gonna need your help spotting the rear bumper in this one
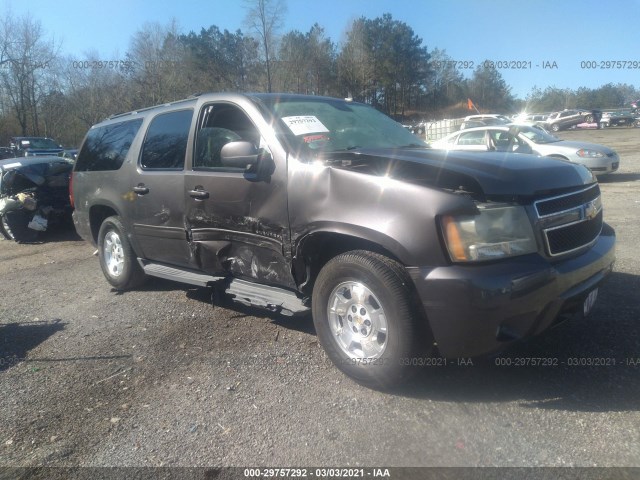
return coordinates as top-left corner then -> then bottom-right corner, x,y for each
407,223 -> 616,358
72,209 -> 94,245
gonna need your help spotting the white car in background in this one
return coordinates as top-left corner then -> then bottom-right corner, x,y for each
431,125 -> 620,175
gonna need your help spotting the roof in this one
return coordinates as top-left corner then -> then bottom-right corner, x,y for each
95,92 -> 357,128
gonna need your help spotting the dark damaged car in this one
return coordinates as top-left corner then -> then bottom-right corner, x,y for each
71,93 -> 615,388
0,156 -> 74,242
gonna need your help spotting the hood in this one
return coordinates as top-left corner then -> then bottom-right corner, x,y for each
327,148 -> 595,199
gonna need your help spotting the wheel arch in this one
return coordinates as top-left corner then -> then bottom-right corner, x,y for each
88,203 -> 121,244
292,226 -> 410,295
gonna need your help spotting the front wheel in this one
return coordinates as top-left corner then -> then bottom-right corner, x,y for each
97,216 -> 146,290
0,215 -> 14,240
312,251 -> 429,388
551,123 -> 560,132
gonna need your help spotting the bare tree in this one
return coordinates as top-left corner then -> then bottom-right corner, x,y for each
65,51 -> 133,130
0,14 -> 59,135
126,19 -> 193,106
243,0 -> 287,93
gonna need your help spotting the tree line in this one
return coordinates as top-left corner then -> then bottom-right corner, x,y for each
0,1 -> 638,147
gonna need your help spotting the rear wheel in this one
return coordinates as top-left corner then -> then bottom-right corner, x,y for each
97,216 -> 146,290
551,123 -> 560,132
312,250 -> 429,388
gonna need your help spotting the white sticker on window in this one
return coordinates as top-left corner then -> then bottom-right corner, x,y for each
281,116 -> 329,136
3,162 -> 22,169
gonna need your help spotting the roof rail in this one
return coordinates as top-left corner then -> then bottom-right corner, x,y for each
106,97 -> 198,121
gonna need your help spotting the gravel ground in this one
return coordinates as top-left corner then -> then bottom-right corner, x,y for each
0,127 -> 639,477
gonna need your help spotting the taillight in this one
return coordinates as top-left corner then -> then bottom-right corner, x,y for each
69,172 -> 74,209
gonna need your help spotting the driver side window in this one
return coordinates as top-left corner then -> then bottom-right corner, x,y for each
193,104 -> 260,170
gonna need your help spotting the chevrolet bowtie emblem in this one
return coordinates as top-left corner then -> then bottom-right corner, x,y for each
584,200 -> 598,220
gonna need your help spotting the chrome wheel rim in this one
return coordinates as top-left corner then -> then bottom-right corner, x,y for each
103,231 -> 125,277
327,281 -> 388,359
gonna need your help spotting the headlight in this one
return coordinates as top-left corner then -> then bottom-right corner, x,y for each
576,148 -> 605,158
441,205 -> 537,262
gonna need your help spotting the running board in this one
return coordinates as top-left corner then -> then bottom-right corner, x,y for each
226,278 -> 309,315
138,260 -> 224,287
138,260 -> 308,315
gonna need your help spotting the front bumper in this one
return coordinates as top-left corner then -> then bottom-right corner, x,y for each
577,154 -> 620,175
407,223 -> 616,358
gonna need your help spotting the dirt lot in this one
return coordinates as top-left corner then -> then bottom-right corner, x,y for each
1,127 -> 639,477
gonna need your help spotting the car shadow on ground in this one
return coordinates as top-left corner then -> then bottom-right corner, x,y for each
0,319 -> 66,372
185,284 -> 317,336
132,270 -> 639,412
598,172 -> 640,183
0,224 -> 82,245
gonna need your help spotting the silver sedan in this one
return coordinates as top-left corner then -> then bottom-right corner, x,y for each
430,125 -> 620,175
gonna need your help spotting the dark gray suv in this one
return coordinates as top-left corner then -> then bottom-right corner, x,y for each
72,93 -> 615,387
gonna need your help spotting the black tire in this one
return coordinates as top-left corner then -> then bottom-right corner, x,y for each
312,250 -> 429,388
0,215 -> 14,240
97,216 -> 146,290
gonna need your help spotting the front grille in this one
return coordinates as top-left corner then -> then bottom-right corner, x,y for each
535,184 -> 600,217
545,210 -> 603,256
534,184 -> 603,257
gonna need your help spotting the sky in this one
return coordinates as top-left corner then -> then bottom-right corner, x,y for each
3,0 -> 640,100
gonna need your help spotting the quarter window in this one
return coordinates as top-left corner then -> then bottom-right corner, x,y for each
75,119 -> 143,172
140,109 -> 193,170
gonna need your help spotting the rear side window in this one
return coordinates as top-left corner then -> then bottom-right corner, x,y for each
140,109 -> 193,170
75,119 -> 143,171
457,131 -> 485,145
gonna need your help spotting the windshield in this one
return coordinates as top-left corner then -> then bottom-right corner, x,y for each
254,96 -> 427,158
17,137 -> 61,150
516,125 -> 560,144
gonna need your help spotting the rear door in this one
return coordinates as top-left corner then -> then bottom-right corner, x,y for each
129,108 -> 194,267
183,100 -> 294,288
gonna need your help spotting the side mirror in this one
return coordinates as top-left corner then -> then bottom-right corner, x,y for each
220,141 -> 260,169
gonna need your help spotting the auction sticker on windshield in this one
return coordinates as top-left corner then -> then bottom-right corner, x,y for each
281,116 -> 330,136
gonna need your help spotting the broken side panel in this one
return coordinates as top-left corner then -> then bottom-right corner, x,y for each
184,176 -> 295,288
